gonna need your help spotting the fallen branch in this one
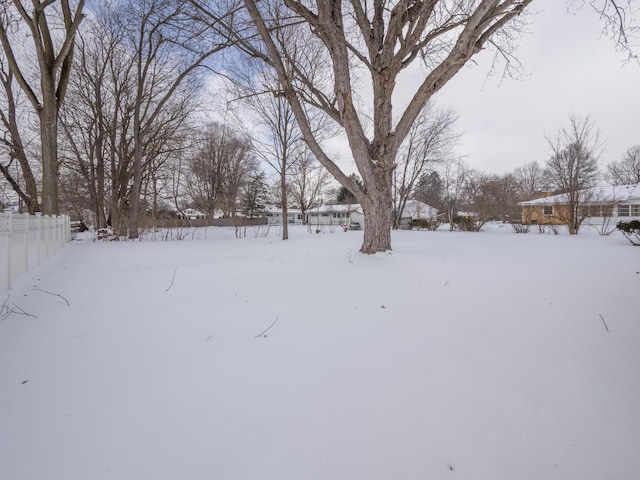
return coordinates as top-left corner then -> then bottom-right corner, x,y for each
32,288 -> 70,306
1,297 -> 38,320
11,303 -> 38,318
166,268 -> 178,292
598,313 -> 610,333
255,317 -> 280,338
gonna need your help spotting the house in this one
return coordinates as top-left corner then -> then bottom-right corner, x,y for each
395,200 -> 439,229
517,183 -> 640,225
305,204 -> 365,228
264,206 -> 305,225
177,208 -> 207,220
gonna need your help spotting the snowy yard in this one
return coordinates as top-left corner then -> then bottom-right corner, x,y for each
1,224 -> 639,480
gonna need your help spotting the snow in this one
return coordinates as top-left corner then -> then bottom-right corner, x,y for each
1,224 -> 639,480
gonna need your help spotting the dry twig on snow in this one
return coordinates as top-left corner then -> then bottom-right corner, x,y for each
255,317 -> 280,338
32,288 -> 70,306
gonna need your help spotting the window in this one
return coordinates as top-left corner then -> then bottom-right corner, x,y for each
632,205 -> 640,216
618,205 -> 630,217
600,204 -> 614,217
543,206 -> 554,216
586,204 -> 614,217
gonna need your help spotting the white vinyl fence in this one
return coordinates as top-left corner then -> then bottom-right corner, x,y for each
0,211 -> 71,293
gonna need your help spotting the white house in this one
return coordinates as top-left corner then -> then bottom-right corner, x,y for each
306,204 -> 365,228
395,200 -> 438,228
264,206 -> 305,225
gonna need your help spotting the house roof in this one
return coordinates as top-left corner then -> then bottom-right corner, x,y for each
264,206 -> 303,215
517,183 -> 640,206
309,204 -> 363,214
401,200 -> 438,218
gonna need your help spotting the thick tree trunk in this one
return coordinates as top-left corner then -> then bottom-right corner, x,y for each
360,166 -> 393,253
39,103 -> 60,215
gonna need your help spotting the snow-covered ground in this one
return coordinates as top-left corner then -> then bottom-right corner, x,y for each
1,223 -> 639,480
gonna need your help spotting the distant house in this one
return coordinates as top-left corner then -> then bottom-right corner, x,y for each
177,208 -> 206,220
517,183 -> 640,225
395,200 -> 439,229
306,204 -> 364,228
264,206 -> 305,225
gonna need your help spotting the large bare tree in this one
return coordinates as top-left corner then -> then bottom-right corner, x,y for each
186,122 -> 257,218
0,0 -> 85,215
544,113 -> 602,234
238,0 -> 545,252
228,0 -> 634,252
514,160 -> 543,199
607,145 -> 640,184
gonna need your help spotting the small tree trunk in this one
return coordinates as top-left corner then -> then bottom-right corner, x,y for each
281,169 -> 288,240
128,148 -> 142,239
128,110 -> 144,239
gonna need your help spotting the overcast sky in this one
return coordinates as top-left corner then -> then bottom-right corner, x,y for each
434,0 -> 640,176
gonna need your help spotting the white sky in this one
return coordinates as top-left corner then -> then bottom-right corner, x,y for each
434,0 -> 640,175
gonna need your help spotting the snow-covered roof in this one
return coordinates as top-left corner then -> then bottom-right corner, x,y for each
264,206 -> 303,214
518,183 -> 640,206
309,204 -> 363,213
401,200 -> 438,218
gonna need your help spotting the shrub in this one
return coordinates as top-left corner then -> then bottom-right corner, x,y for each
408,218 -> 440,231
616,220 -> 640,246
511,221 -> 529,234
452,215 -> 483,232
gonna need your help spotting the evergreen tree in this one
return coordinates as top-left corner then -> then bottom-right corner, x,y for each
336,173 -> 363,204
414,171 -> 443,209
243,172 -> 269,218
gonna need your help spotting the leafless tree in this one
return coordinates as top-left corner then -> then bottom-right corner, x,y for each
58,16 -> 117,228
232,67 -> 304,240
462,171 -> 521,225
236,0 -> 544,252
287,150 -> 331,223
392,102 -> 458,229
56,2 -> 209,235
0,0 -> 85,215
105,0 -> 237,239
217,0 -> 635,252
186,122 -> 257,218
607,145 -> 640,184
0,58 -> 40,213
440,157 -> 469,230
544,113 -> 602,234
514,160 -> 544,199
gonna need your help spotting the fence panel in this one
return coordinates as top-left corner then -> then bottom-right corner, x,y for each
0,211 -> 70,293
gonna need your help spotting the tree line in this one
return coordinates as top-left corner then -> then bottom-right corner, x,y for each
0,1 -> 635,250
